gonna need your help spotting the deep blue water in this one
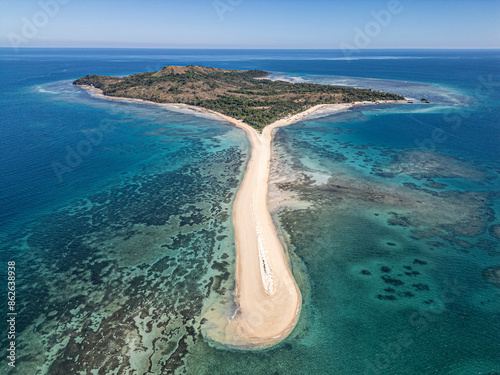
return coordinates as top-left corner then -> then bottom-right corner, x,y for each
0,49 -> 499,374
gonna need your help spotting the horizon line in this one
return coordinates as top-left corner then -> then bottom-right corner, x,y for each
1,46 -> 499,50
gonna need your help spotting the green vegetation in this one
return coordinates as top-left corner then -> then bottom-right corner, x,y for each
74,65 -> 405,130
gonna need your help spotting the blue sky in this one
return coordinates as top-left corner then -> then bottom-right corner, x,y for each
1,0 -> 499,49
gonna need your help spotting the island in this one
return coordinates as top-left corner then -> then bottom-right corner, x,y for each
73,65 -> 404,130
73,66 -> 406,349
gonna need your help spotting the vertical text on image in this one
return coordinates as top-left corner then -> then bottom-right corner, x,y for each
6,261 -> 16,368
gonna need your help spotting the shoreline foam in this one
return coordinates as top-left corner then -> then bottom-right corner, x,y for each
76,84 -> 404,349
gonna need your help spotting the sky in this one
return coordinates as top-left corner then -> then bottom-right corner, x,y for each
0,0 -> 499,49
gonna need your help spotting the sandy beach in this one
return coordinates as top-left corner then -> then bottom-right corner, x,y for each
214,104 -> 351,348
78,84 -> 402,348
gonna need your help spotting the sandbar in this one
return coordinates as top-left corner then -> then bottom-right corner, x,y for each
77,84 -> 402,349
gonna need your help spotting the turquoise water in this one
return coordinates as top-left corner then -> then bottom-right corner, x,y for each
1,49 -> 499,374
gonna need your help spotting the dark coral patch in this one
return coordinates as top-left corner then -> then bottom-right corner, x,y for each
413,283 -> 430,291
382,275 -> 404,286
413,259 -> 428,265
405,271 -> 421,277
489,225 -> 500,239
482,266 -> 500,288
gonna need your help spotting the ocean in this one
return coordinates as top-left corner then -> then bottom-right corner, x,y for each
0,49 -> 499,374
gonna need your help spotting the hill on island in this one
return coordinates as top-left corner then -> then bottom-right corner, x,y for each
74,65 -> 405,129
